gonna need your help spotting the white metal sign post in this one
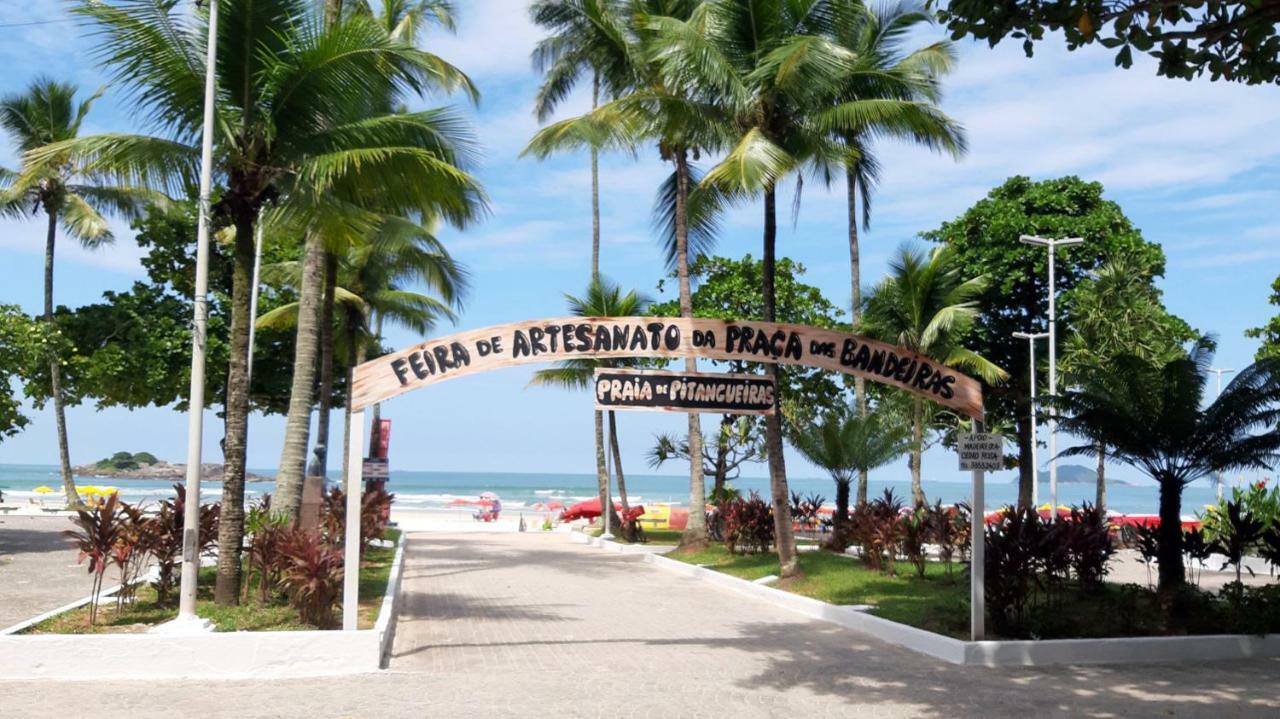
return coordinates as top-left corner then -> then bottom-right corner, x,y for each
342,411 -> 365,631
958,428 -> 1000,641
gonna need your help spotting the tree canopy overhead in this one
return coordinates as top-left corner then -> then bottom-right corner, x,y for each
932,0 -> 1280,84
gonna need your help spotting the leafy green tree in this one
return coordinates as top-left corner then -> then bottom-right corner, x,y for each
530,278 -> 649,536
786,408 -> 909,547
862,244 -> 1006,506
58,0 -> 486,604
923,175 -> 1169,509
1,77 -> 164,507
26,203 -> 305,418
933,0 -> 1280,85
1060,251 -> 1196,512
1056,341 -> 1280,592
0,306 -> 63,443
1247,275 -> 1280,361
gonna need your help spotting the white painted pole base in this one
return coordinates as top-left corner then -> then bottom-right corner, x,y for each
149,614 -> 215,635
342,411 -> 365,631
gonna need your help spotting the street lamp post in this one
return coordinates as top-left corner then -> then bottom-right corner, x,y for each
1209,367 -> 1235,501
1020,235 -> 1084,521
1013,331 -> 1049,508
172,0 -> 219,628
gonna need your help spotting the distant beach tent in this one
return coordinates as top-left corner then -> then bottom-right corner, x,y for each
33,486 -> 56,494
560,498 -> 645,524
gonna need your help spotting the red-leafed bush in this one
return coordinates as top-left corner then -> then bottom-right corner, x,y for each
723,491 -> 774,555
64,493 -> 124,625
321,486 -> 395,556
276,528 -> 345,628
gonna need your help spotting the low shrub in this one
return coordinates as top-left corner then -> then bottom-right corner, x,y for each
276,528 -> 345,628
321,485 -> 396,556
1063,503 -> 1114,592
64,493 -> 124,625
723,491 -> 774,555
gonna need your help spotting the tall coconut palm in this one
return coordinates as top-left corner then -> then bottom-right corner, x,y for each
787,407 -> 909,547
819,2 -> 966,506
530,0 -> 635,279
648,0 -> 858,575
1056,342 -> 1280,592
309,0 -> 469,489
57,0 -> 486,603
256,213 -> 466,490
529,278 -> 649,536
526,1 -> 728,548
0,77 -> 164,508
862,245 -> 1006,506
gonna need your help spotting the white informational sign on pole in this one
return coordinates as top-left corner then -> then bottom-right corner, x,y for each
957,432 -> 1003,471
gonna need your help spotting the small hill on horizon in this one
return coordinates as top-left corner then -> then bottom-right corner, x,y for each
1039,463 -> 1140,486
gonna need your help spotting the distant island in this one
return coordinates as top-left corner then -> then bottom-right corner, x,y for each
75,451 -> 273,483
1041,464 -> 1139,486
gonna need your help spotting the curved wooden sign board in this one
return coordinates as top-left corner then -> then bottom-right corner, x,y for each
349,317 -> 984,419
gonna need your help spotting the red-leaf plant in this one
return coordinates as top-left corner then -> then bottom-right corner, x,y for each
64,493 -> 124,625
276,528 -> 345,628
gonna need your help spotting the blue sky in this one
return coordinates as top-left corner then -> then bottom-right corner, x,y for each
2,1 -> 1279,487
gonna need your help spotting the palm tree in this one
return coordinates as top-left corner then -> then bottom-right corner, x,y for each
862,245 -> 1006,506
257,213 -> 467,491
530,0 -> 635,279
526,1 -> 730,548
649,0 -> 856,575
1056,342 -> 1280,593
0,77 -> 163,508
529,278 -> 649,536
1060,252 -> 1192,513
820,2 -> 966,505
57,0 -> 486,604
281,0 -> 479,507
787,407 -> 909,547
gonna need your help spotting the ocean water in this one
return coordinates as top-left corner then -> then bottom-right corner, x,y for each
0,463 -> 1229,517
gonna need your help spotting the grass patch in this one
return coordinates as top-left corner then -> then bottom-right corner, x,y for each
22,541 -> 400,635
667,545 -> 970,637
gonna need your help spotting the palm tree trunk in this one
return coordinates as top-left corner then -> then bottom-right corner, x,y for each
673,149 -> 708,548
1156,474 -> 1185,592
590,72 -> 600,280
1094,442 -> 1106,513
594,409 -> 619,530
1016,405 -> 1033,510
315,254 -> 338,480
831,477 -> 851,551
762,185 -> 798,578
214,216 -> 257,605
43,209 -> 77,508
608,410 -> 632,539
847,166 -> 869,508
272,232 -> 327,522
911,396 -> 925,507
324,0 -> 342,27
713,414 -> 732,497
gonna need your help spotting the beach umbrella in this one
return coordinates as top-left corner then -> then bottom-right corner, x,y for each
479,491 -> 499,500
33,486 -> 55,494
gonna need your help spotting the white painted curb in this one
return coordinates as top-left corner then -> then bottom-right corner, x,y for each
0,532 -> 408,680
582,535 -> 1280,667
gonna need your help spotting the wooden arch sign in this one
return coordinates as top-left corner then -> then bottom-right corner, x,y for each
349,317 -> 983,418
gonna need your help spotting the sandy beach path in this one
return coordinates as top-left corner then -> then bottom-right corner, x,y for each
0,515 -> 95,630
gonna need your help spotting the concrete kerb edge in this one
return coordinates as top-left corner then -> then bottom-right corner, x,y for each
0,531 -> 411,680
584,535 -> 1280,668
375,531 -> 409,668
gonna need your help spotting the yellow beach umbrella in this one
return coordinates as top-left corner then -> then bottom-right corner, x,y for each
33,486 -> 55,494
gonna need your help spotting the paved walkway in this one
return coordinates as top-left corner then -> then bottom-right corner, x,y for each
2,532 -> 1278,718
0,515 -> 96,630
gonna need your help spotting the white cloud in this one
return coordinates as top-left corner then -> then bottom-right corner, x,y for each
425,0 -> 543,79
0,215 -> 146,274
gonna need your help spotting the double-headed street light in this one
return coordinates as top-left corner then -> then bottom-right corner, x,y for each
1020,235 -> 1084,521
1013,331 -> 1049,508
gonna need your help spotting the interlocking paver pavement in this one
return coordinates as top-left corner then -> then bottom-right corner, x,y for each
2,531 -> 1277,718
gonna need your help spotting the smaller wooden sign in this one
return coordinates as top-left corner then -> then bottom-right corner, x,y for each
594,368 -> 776,415
362,457 -> 389,480
957,433 -> 1003,471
